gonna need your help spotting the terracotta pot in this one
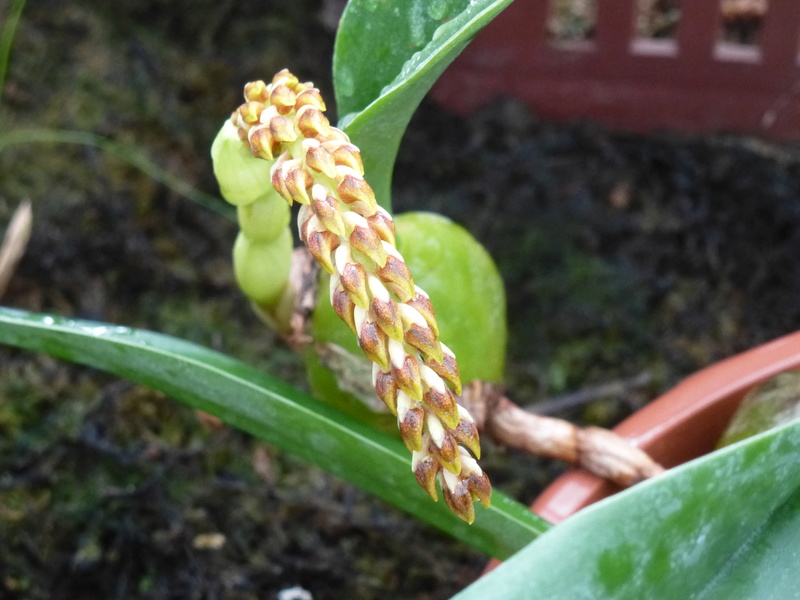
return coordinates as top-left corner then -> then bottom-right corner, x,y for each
533,329 -> 800,525
482,330 -> 800,574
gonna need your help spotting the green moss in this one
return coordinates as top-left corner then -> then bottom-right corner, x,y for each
718,372 -> 800,448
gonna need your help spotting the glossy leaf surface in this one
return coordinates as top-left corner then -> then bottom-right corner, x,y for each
334,0 -> 513,209
0,306 -> 548,558
454,419 -> 800,599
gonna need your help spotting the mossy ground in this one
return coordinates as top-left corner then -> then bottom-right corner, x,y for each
1,1 -> 799,598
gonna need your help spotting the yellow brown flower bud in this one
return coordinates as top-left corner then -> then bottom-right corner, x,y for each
244,80 -> 268,102
295,87 -> 326,111
367,210 -> 396,245
412,450 -> 441,500
269,83 -> 297,114
305,142 -> 339,180
332,287 -> 357,334
337,174 -> 377,210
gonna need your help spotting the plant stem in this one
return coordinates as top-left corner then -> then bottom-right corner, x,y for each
460,381 -> 665,487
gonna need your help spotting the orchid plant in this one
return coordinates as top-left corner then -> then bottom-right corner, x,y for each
1,0 -> 799,597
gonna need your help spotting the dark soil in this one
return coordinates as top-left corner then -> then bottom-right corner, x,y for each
1,1 -> 799,599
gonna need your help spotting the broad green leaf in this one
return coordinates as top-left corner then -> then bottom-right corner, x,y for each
454,419 -> 800,599
334,0 -> 472,117
334,0 -> 513,210
0,306 -> 548,558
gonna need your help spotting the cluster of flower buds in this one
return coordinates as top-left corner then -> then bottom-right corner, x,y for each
228,69 -> 491,522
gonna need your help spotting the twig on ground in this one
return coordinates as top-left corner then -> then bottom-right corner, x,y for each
0,200 -> 32,300
529,371 -> 653,415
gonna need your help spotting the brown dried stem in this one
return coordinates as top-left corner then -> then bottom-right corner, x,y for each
459,381 -> 664,487
0,200 -> 32,300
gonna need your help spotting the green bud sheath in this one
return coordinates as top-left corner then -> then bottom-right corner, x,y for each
213,119 -> 293,317
211,120 -> 274,206
237,188 -> 291,242
233,228 -> 292,307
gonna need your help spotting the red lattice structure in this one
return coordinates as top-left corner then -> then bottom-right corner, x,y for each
432,0 -> 800,141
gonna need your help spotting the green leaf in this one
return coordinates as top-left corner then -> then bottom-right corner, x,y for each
334,0 -> 513,210
0,306 -> 548,558
0,0 -> 27,104
454,419 -> 800,599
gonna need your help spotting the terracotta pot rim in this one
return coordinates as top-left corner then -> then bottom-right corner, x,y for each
532,329 -> 800,525
483,330 -> 800,576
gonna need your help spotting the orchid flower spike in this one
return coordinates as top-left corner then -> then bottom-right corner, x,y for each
224,69 -> 491,522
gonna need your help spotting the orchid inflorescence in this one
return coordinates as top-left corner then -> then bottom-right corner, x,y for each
222,69 -> 491,522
